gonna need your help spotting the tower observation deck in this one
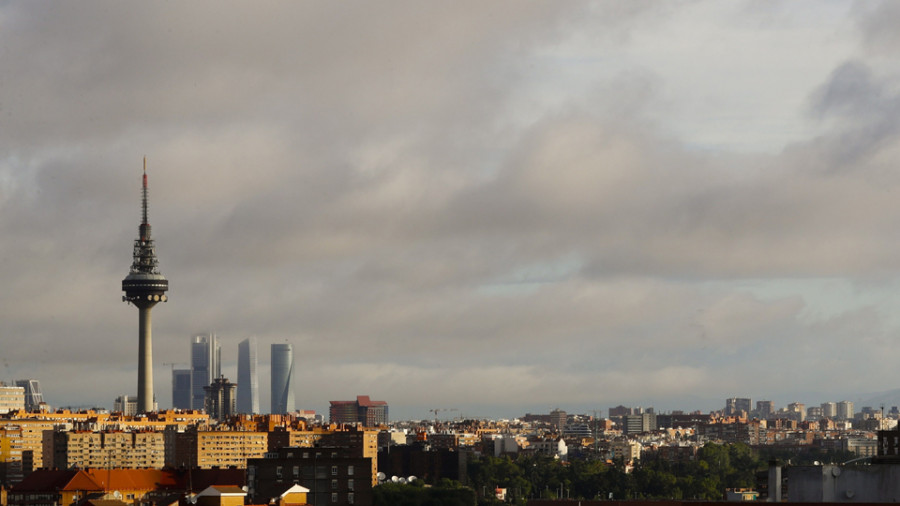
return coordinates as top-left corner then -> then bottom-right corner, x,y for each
122,158 -> 168,414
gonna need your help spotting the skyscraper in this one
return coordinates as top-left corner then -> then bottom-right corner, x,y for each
121,160 -> 169,414
237,337 -> 259,414
191,333 -> 221,410
270,343 -> 295,414
204,376 -> 237,421
172,369 -> 192,409
15,380 -> 43,411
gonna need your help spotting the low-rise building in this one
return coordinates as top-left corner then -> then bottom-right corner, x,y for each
248,446 -> 372,506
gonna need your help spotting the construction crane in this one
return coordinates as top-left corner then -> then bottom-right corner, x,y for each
429,408 -> 459,423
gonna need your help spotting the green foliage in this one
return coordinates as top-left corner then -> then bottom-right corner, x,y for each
464,443 -> 854,501
373,481 -> 477,506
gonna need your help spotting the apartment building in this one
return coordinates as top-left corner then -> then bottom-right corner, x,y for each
49,430 -> 165,469
248,446 -> 372,506
166,426 -> 268,469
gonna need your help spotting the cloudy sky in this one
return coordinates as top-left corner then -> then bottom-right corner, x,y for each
4,1 -> 900,420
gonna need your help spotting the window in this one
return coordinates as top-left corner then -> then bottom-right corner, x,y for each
348,492 -> 354,504
331,465 -> 338,476
293,466 -> 299,477
331,479 -> 338,489
331,493 -> 338,503
276,466 -> 283,479
348,465 -> 354,476
348,479 -> 354,491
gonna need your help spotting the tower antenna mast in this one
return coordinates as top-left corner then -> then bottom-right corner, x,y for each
122,158 -> 169,414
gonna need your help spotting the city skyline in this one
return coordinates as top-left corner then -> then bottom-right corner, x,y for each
6,2 -> 900,419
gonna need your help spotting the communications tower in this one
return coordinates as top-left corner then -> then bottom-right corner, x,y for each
122,159 -> 168,413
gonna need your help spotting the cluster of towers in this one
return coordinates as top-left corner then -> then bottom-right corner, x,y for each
121,162 -> 295,415
171,333 -> 296,415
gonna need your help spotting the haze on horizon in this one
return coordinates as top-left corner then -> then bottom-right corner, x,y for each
3,1 -> 900,420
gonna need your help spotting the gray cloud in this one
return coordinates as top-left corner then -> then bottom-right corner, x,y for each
2,1 -> 900,418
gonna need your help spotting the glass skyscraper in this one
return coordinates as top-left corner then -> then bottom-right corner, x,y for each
15,379 -> 43,411
171,369 -> 192,409
237,337 -> 259,414
270,342 -> 295,414
190,333 -> 220,410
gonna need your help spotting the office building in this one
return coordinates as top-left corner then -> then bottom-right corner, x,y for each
237,337 -> 259,414
756,400 -> 774,419
329,396 -> 388,426
14,381 -> 42,411
725,397 -> 751,416
121,160 -> 169,414
191,333 -> 221,410
549,409 -> 567,430
623,412 -> 657,434
204,376 -> 237,421
172,369 -> 192,409
270,343 -> 295,414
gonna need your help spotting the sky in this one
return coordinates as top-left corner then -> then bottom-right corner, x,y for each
3,1 -> 900,420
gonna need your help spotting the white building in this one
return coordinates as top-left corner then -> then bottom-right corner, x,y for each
0,384 -> 24,413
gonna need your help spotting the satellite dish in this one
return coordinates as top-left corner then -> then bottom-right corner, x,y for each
408,476 -> 417,483
376,472 -> 386,482
113,491 -> 122,500
391,476 -> 399,483
399,477 -> 407,484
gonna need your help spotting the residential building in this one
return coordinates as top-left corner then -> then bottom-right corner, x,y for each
237,337 -> 259,414
192,333 -> 221,410
0,426 -> 23,486
0,410 -> 208,471
329,396 -> 388,427
821,402 -> 837,419
165,426 -> 267,469
837,400 -> 854,421
611,439 -> 642,463
114,395 -> 138,416
204,377 -> 237,421
0,385 -> 24,413
49,430 -> 165,469
7,468 -> 245,506
114,394 -> 159,415
786,402 -> 806,421
271,343 -> 295,414
248,446 -> 373,506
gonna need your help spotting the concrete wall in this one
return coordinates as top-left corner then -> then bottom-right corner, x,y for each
788,464 -> 900,502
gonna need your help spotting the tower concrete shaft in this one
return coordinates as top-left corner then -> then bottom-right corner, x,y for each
138,306 -> 153,413
122,159 -> 168,414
